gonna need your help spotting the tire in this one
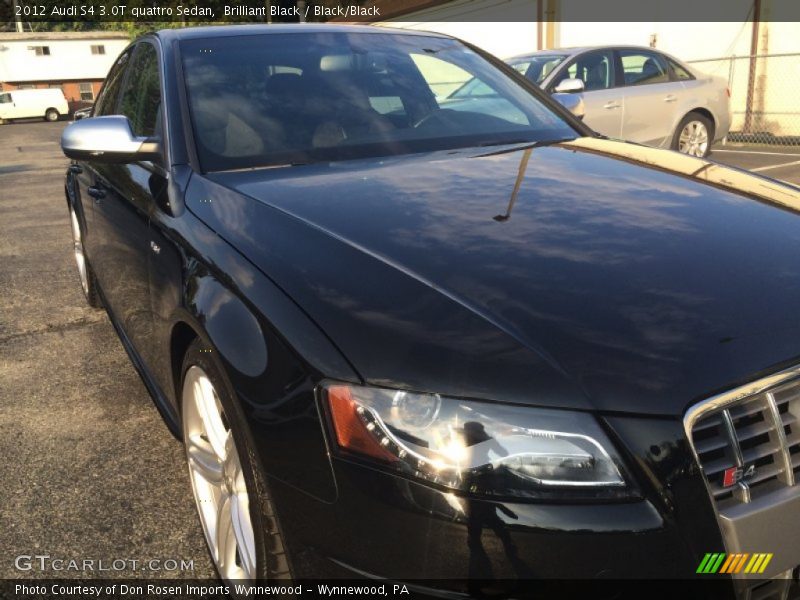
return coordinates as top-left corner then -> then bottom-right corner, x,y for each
68,204 -> 102,308
45,108 -> 59,122
181,339 -> 292,582
672,111 -> 714,158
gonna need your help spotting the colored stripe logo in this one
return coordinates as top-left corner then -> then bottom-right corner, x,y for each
696,553 -> 773,574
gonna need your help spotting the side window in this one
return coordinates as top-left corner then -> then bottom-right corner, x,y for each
620,50 -> 670,86
94,49 -> 131,116
557,50 -> 614,91
118,43 -> 162,138
668,58 -> 694,81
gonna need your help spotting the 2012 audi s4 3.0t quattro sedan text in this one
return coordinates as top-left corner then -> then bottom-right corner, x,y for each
61,25 -> 800,595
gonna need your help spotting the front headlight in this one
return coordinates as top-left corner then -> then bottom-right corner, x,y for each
322,384 -> 637,500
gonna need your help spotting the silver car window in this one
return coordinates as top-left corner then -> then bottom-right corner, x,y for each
619,50 -> 670,86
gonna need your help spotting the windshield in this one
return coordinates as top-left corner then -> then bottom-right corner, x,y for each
509,54 -> 569,84
180,33 -> 576,172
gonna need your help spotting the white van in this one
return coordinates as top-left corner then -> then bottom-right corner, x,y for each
0,88 -> 69,124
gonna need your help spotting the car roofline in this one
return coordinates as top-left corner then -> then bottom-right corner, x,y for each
153,23 -> 453,43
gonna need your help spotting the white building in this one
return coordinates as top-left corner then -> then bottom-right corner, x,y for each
0,31 -> 129,114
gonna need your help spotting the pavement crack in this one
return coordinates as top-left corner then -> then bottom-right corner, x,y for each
0,315 -> 106,343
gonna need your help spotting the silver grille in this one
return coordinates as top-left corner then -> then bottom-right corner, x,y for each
688,378 -> 800,509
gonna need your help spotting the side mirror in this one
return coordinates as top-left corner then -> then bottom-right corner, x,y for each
552,92 -> 586,120
553,78 -> 585,94
61,115 -> 160,163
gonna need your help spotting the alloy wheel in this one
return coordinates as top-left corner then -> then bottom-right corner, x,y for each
182,366 -> 257,581
69,208 -> 90,296
678,120 -> 709,157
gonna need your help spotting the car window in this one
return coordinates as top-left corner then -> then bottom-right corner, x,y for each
180,33 -> 576,172
510,61 -> 531,75
620,50 -> 670,86
413,53 -> 532,125
668,58 -> 694,81
447,76 -> 494,100
556,50 -> 614,91
523,54 -> 568,84
0,93 -> 11,104
118,43 -> 161,138
94,49 -> 132,117
369,95 -> 406,116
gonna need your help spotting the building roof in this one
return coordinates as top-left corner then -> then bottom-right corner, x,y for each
0,31 -> 130,41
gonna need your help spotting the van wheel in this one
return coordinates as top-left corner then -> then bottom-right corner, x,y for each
45,108 -> 59,122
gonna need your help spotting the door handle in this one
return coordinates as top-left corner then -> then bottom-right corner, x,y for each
603,101 -> 621,109
87,186 -> 106,200
68,164 -> 83,174
664,94 -> 677,103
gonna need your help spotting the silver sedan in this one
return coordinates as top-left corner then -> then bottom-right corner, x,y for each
506,46 -> 731,157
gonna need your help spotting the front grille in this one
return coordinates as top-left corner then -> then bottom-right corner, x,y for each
689,378 -> 800,509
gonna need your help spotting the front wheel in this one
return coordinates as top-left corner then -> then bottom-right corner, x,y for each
45,108 -> 59,122
672,112 -> 713,157
181,340 -> 292,582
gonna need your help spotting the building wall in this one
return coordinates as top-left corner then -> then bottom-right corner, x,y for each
0,37 -> 129,83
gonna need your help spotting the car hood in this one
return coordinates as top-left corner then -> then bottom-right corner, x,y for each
188,137 -> 800,416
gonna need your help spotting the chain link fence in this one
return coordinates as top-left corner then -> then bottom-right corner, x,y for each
688,53 -> 800,147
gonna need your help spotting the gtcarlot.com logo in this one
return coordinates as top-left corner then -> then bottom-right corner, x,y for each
14,555 -> 194,573
696,552 -> 773,574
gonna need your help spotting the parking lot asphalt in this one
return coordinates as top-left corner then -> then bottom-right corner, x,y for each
1,121 -> 799,581
712,143 -> 800,185
0,121 -> 214,579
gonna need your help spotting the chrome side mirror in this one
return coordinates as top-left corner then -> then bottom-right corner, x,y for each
553,78 -> 585,94
61,115 -> 160,163
553,92 -> 586,120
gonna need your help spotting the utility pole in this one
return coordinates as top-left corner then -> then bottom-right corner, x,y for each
13,0 -> 24,33
744,0 -> 762,133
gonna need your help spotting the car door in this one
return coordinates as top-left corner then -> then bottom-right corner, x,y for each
90,41 -> 164,370
617,49 -> 686,147
547,49 -> 623,139
0,92 -> 13,120
3,92 -> 25,119
72,48 -> 133,257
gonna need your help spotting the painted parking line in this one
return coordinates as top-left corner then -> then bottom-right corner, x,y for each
714,149 -> 800,156
750,159 -> 800,172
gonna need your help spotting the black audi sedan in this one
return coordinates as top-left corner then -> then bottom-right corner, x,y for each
61,24 -> 800,595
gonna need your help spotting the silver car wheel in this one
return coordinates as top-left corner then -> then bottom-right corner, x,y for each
69,207 -> 90,296
182,366 -> 257,581
678,120 -> 709,157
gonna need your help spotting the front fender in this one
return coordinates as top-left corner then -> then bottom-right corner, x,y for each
149,199 -> 355,502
